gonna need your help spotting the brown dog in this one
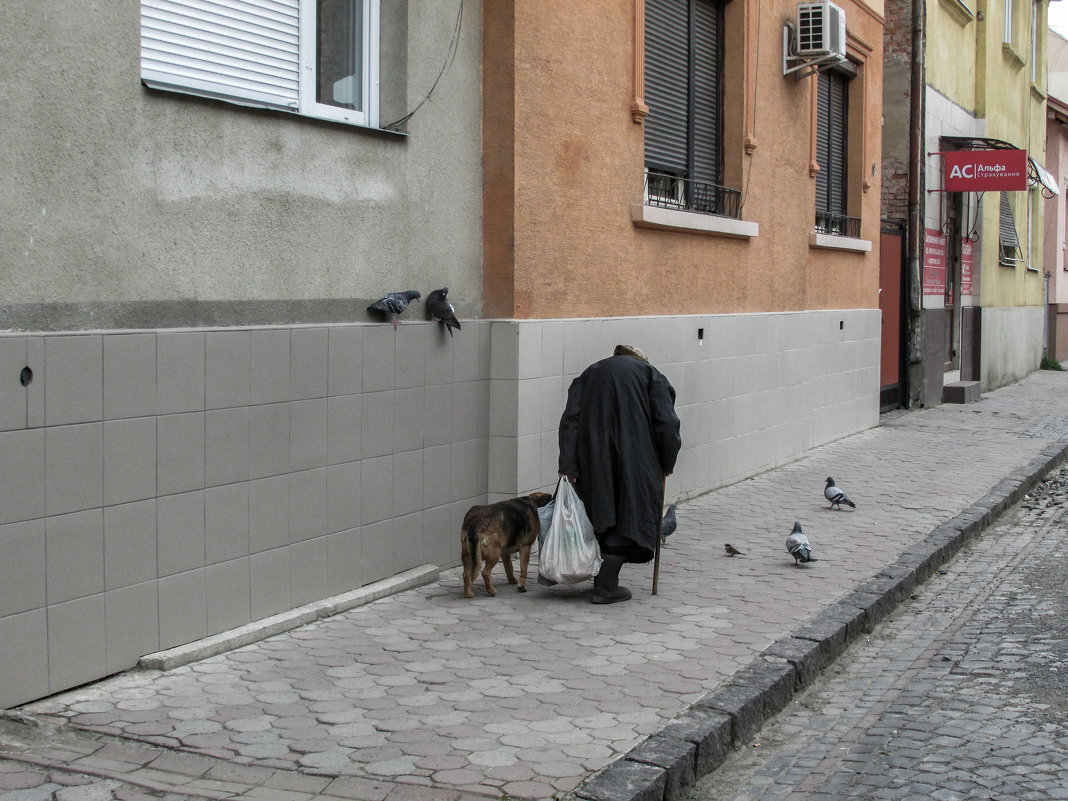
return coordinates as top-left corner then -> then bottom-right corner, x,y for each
461,492 -> 554,598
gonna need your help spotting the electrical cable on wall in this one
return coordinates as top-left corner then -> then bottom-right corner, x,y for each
968,191 -> 983,241
384,0 -> 464,130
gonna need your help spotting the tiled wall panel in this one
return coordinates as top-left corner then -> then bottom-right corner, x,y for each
0,311 -> 879,708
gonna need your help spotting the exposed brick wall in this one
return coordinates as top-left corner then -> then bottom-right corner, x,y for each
883,155 -> 910,222
883,0 -> 913,60
881,0 -> 913,223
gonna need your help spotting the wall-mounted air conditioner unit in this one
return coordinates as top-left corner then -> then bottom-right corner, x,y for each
796,0 -> 846,59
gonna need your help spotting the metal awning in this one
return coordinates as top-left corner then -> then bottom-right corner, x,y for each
940,136 -> 1021,151
1028,158 -> 1061,197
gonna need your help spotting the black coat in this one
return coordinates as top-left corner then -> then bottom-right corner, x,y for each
558,355 -> 682,560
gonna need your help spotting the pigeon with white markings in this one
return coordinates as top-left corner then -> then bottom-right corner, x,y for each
659,503 -> 677,543
786,521 -> 815,565
824,476 -> 856,510
426,287 -> 461,337
368,290 -> 421,329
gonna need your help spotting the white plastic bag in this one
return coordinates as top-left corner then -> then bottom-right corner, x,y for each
537,499 -> 555,548
538,477 -> 602,584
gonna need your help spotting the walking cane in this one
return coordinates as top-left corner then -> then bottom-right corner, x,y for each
652,474 -> 667,595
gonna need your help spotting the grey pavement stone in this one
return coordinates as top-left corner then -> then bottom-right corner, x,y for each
577,760 -> 667,801
656,708 -> 731,777
695,684 -> 764,748
728,660 -> 796,722
626,735 -> 697,801
793,613 -> 848,669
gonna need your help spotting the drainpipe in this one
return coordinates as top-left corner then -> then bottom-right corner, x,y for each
907,0 -> 926,402
1044,270 -> 1050,360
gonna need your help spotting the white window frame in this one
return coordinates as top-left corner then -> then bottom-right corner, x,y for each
141,0 -> 380,130
1031,0 -> 1038,83
298,0 -> 379,128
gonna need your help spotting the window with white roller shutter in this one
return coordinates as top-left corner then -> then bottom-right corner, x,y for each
141,0 -> 379,128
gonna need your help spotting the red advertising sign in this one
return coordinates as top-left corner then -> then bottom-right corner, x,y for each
924,229 -> 946,296
960,237 -> 973,295
943,149 -> 1028,192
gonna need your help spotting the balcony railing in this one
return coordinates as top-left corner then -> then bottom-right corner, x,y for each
644,171 -> 742,220
814,209 -> 862,239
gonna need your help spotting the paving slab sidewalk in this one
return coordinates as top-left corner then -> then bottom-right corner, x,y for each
4,370 -> 1068,801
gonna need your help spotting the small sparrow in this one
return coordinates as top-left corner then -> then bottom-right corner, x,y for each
724,544 -> 745,557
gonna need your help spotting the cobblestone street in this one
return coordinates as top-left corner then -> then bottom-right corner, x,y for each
686,465 -> 1068,801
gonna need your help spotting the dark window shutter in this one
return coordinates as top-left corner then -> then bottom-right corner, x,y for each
828,71 -> 848,213
816,73 -> 831,211
816,69 -> 848,215
644,0 -> 690,175
692,0 -> 722,185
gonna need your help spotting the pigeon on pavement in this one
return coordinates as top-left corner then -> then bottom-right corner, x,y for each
786,521 -> 815,565
368,290 -> 421,329
724,543 -> 744,557
426,287 -> 461,337
824,476 -> 856,510
659,503 -> 677,543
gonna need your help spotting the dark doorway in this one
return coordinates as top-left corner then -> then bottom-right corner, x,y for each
879,224 -> 906,411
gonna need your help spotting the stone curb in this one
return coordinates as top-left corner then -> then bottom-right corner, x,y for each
574,437 -> 1068,801
138,565 -> 440,671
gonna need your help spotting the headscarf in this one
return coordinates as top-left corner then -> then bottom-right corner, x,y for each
613,344 -> 650,363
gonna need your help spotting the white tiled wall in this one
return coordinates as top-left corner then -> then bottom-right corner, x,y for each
491,310 -> 881,504
0,309 -> 880,708
0,321 -> 492,707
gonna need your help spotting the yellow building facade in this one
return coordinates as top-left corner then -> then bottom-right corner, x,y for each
922,0 -> 1050,398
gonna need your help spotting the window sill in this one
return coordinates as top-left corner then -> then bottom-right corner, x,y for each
808,232 -> 872,252
1002,42 -> 1026,70
938,0 -> 974,26
141,80 -> 410,137
631,204 -> 758,239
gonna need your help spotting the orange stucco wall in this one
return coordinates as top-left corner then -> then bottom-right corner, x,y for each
484,0 -> 885,320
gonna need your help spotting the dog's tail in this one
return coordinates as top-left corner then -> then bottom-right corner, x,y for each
461,520 -> 482,575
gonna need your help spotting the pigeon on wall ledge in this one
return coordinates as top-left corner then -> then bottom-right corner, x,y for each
368,290 -> 421,328
426,287 -> 461,337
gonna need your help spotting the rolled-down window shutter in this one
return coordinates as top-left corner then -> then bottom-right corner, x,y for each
815,74 -> 831,212
644,0 -> 689,176
815,70 -> 848,215
828,72 -> 848,214
999,191 -> 1021,252
691,0 -> 723,186
141,0 -> 300,111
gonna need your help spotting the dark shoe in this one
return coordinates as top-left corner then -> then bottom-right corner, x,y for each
591,585 -> 632,604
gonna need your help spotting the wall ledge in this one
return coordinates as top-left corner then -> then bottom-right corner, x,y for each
808,232 -> 873,253
632,204 -> 759,239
